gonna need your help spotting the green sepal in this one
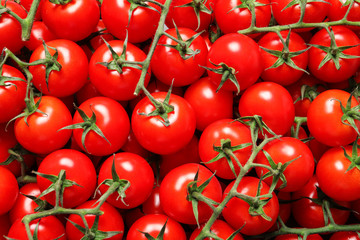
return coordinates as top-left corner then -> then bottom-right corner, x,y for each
236,115 -> 280,140
176,0 -> 212,31
0,75 -> 26,89
334,92 -> 360,136
229,0 -> 269,13
0,4 -> 9,18
138,219 -> 168,240
226,224 -> 245,240
49,0 -> 72,4
0,143 -> 31,168
342,139 -> 360,173
22,193 -> 50,212
127,0 -> 159,27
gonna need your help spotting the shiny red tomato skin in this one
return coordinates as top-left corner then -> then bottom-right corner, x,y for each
199,119 -> 252,179
98,152 -> 155,209
160,163 -> 222,225
238,81 -> 295,137
151,27 -> 208,87
29,39 -> 89,97
8,216 -> 66,240
37,149 -> 97,208
207,33 -> 263,92
308,26 -> 360,83
255,137 -> 315,192
222,176 -> 279,236
316,145 -> 360,202
41,0 -> 100,41
24,21 -> 57,51
0,0 -> 27,53
126,214 -> 187,240
327,0 -> 360,32
329,231 -> 360,240
291,175 -> 350,228
131,92 -> 196,155
190,220 -> 244,240
101,0 -> 162,43
0,64 -> 27,123
258,31 -> 309,86
20,0 -> 44,20
14,96 -> 72,155
89,40 -> 150,101
184,77 -> 234,131
66,200 -> 124,240
275,234 -> 323,240
0,167 -> 18,215
307,89 -> 360,147
72,96 -> 130,156
142,185 -> 164,215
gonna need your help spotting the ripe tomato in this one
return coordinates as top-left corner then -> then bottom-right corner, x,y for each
238,81 -> 295,137
151,27 -> 208,87
199,119 -> 252,179
316,145 -> 360,202
0,167 -> 18,215
222,176 -> 279,235
308,26 -> 360,83
14,96 -> 73,155
71,96 -> 130,156
24,21 -> 57,51
0,214 -> 10,240
142,185 -> 164,215
327,0 -> 360,31
275,234 -> 323,240
20,0 -> 44,20
206,33 -> 263,92
190,219 -> 244,240
121,130 -> 152,160
8,216 -> 66,240
0,64 -> 27,123
37,149 -> 97,208
66,200 -> 124,240
255,137 -> 315,192
214,0 -> 271,34
29,39 -> 89,97
131,92 -> 196,155
329,231 -> 360,240
291,175 -> 350,228
126,214 -> 187,240
307,89 -> 360,147
184,77 -> 234,131
41,0 -> 100,41
159,163 -> 222,225
0,0 -> 27,53
97,152 -> 154,209
89,39 -> 150,101
101,0 -> 162,43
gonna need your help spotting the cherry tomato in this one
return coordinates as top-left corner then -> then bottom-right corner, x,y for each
0,167 -> 18,215
190,219 -> 244,240
24,21 -> 57,51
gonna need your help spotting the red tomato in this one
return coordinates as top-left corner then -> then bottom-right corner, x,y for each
206,33 -> 263,92
20,0 -> 44,20
101,0 -> 162,43
199,119 -> 252,179
151,27 -> 208,87
0,64 -> 27,123
329,231 -> 360,240
14,96 -> 72,155
0,167 -> 18,215
184,77 -> 234,131
292,175 -> 350,228
0,0 -> 27,53
308,26 -> 360,83
275,234 -> 323,240
66,200 -> 124,240
316,145 -> 360,202
29,39 -> 89,97
71,96 -> 130,156
121,130 -> 151,160
351,198 -> 360,221
238,81 -> 295,137
75,81 -> 103,106
37,149 -> 97,208
41,0 -> 100,41
258,31 -> 309,86
307,89 -> 360,147
24,21 -> 57,51
126,214 -> 187,240
255,137 -> 315,192
89,39 -> 150,101
327,0 -> 360,31
159,163 -> 222,225
131,92 -> 196,155
268,191 -> 292,232
0,214 -> 10,240
190,220 -> 244,240
8,216 -> 66,240
142,185 -> 164,215
214,0 -> 271,34
97,152 -> 154,209
222,176 -> 279,235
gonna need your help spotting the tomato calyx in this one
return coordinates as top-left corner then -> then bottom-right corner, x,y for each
202,59 -> 239,93
342,139 -> 360,172
260,31 -> 310,73
59,105 -> 111,154
175,0 -> 212,31
207,138 -> 252,177
162,24 -> 204,60
0,143 -> 31,170
336,93 -> 360,135
138,85 -> 175,126
22,193 -> 51,212
33,169 -> 82,208
127,0 -> 160,26
48,0 -> 72,5
186,169 -> 220,227
0,5 -> 9,18
236,115 -> 279,141
294,84 -> 324,104
138,219 -> 168,240
97,37 -> 143,74
0,63 -> 26,88
67,215 -> 123,240
308,27 -> 360,70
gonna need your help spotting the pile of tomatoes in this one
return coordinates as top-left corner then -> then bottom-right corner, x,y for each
0,0 -> 360,239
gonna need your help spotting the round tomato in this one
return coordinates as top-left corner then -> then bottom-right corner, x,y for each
24,21 -> 57,51
142,185 -> 164,215
327,0 -> 360,32
0,167 -> 18,215
0,214 -> 10,240
275,234 -> 323,240
190,219 -> 244,240
37,149 -> 97,208
20,0 -> 44,20
329,232 -> 360,240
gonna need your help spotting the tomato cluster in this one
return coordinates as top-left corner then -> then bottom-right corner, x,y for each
0,0 -> 360,239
